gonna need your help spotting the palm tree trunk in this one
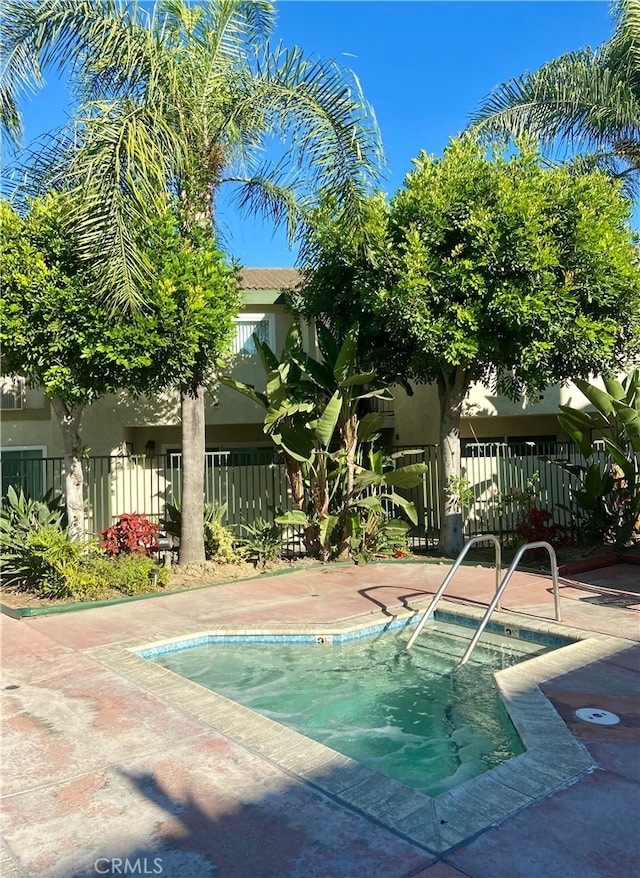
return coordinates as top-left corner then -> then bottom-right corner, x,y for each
51,396 -> 84,539
437,367 -> 470,557
179,386 -> 206,564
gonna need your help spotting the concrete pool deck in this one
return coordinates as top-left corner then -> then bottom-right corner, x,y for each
1,559 -> 639,877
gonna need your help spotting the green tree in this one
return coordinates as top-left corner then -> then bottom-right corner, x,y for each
1,0 -> 382,562
297,136 -> 640,556
0,194 -> 239,539
291,193 -> 411,384
471,0 -> 640,194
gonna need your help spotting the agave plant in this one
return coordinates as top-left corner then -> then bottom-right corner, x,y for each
0,485 -> 66,536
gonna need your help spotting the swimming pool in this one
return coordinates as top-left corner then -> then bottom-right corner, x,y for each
95,602 -> 606,853
151,620 -> 549,796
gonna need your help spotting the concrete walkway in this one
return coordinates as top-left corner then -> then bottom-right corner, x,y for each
1,560 -> 639,878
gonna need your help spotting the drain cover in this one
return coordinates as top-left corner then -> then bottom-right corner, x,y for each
575,707 -> 620,726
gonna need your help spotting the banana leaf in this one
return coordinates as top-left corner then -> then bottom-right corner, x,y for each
383,463 -> 428,489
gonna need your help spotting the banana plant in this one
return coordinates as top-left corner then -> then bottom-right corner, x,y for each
275,442 -> 426,562
554,370 -> 640,548
288,322 -> 393,497
222,319 -> 427,560
261,324 -> 376,559
220,321 -> 321,555
341,447 -> 426,563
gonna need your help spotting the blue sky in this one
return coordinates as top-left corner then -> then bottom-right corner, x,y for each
12,0 -> 616,267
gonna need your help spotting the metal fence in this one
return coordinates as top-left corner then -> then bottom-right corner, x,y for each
2,443 -> 636,548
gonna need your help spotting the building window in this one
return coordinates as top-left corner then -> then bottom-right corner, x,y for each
0,376 -> 25,410
1,447 -> 45,498
232,313 -> 275,356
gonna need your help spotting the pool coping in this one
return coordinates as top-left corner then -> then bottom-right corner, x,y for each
85,600 -> 634,857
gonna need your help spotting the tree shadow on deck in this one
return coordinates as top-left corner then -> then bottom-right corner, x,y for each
62,763 -> 433,878
357,584 -> 434,617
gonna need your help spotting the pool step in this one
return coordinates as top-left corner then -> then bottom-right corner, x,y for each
402,621 -> 549,667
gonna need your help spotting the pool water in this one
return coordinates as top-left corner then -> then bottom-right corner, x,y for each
153,622 -> 549,797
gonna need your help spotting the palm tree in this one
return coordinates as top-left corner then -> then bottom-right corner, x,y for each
1,0 -> 383,563
471,0 -> 640,194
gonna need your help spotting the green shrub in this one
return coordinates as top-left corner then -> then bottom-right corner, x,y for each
205,520 -> 240,563
82,554 -> 169,595
0,485 -> 99,600
1,525 -> 100,600
0,496 -> 169,599
163,498 -> 235,561
237,518 -> 283,568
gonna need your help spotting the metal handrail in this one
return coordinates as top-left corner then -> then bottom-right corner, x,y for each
405,535 -> 502,650
457,540 -> 562,667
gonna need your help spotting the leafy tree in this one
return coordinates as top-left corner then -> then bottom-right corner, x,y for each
471,0 -> 640,195
1,0 -> 382,562
297,135 -> 640,555
0,194 -> 238,539
290,193 -> 413,384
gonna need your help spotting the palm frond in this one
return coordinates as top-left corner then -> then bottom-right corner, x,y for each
3,97 -> 186,309
541,148 -> 638,197
223,161 -> 307,244
74,185 -> 152,311
472,49 -> 640,153
2,3 -> 105,106
239,43 -> 385,245
2,125 -> 80,204
75,5 -> 155,105
470,1 -> 640,194
0,83 -> 25,150
63,101 -> 191,308
611,0 -> 640,82
196,0 -> 276,62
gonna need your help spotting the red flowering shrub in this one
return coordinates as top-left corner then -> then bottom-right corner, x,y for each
515,507 -> 570,550
100,513 -> 159,557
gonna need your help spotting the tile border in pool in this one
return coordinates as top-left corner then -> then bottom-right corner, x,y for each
134,610 -> 576,660
86,601 -> 634,856
135,614 -> 426,657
